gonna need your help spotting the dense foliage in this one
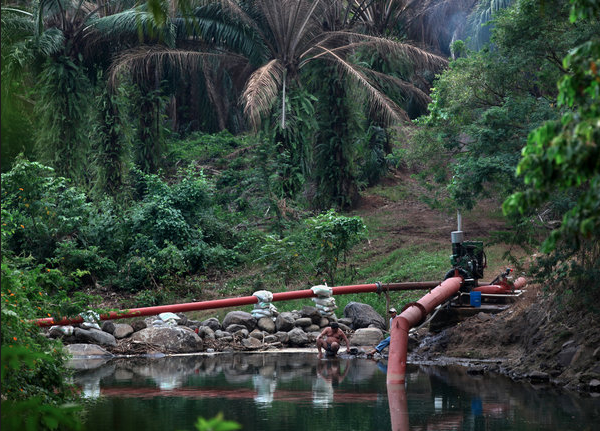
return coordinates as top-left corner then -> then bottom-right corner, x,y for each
503,0 -> 600,304
410,0 -> 597,210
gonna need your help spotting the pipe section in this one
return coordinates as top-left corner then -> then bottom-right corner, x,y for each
33,281 -> 442,327
386,276 -> 463,385
387,383 -> 409,431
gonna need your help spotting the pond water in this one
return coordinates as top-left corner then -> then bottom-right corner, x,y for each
70,353 -> 600,431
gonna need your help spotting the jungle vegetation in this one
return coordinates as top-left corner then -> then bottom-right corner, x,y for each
1,0 -> 598,429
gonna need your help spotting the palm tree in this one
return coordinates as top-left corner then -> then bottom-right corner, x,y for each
1,0 -> 177,186
106,0 -> 447,207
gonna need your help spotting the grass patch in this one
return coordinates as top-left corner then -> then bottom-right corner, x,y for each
351,245 -> 450,283
369,183 -> 414,202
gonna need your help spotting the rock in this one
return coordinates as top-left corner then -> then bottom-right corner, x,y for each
113,323 -> 134,339
215,329 -> 233,340
201,318 -> 221,331
49,325 -> 74,338
197,326 -> 215,340
350,328 -> 384,346
264,335 -> 279,344
274,331 -> 289,343
295,317 -> 313,328
65,343 -> 114,358
287,327 -> 310,346
73,328 -> 117,347
306,324 -> 321,333
257,317 -> 276,333
176,314 -> 189,326
344,302 -> 385,330
557,343 -> 579,368
338,322 -> 351,332
241,337 -> 263,349
528,371 -> 550,382
275,312 -> 296,332
222,311 -> 257,331
301,306 -> 322,324
234,329 -> 249,339
130,326 -> 203,353
226,324 -> 247,333
250,329 -> 265,340
131,320 -> 147,332
338,318 -> 353,327
101,321 -> 116,334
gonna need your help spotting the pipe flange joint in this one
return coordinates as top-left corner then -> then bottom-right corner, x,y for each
400,302 -> 428,326
375,281 -> 382,295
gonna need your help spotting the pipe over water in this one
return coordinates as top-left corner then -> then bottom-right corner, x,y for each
386,276 -> 463,385
33,281 -> 443,327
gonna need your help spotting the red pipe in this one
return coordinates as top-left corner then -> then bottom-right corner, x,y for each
33,281 -> 441,327
386,276 -> 463,385
474,276 -> 528,294
387,383 -> 409,431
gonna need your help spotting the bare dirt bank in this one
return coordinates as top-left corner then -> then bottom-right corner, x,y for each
409,284 -> 600,394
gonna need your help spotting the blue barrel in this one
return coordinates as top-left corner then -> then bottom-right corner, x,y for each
470,291 -> 482,307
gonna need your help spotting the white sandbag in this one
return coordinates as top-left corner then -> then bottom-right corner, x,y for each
253,290 -> 273,303
311,285 -> 332,297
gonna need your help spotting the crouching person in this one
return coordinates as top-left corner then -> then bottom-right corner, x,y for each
316,322 -> 350,359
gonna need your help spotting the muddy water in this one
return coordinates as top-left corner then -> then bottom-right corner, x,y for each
71,353 -> 599,431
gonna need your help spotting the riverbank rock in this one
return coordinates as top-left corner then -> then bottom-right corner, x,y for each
113,323 -> 134,339
130,326 -> 203,353
222,311 -> 257,331
287,327 -> 310,346
275,312 -> 296,332
344,302 -> 385,330
350,328 -> 384,346
73,328 -> 117,347
66,343 -> 114,358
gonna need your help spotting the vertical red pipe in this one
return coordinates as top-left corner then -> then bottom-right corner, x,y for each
387,383 -> 409,431
386,276 -> 463,385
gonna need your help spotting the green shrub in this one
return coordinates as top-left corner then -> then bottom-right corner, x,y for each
258,210 -> 367,286
0,255 -> 97,430
1,157 -> 91,261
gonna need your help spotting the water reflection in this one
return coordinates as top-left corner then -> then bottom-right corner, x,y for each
312,359 -> 350,408
70,354 -> 600,431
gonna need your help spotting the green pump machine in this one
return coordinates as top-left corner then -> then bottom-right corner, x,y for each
444,211 -> 487,293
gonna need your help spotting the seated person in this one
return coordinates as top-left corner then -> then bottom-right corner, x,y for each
368,307 -> 397,356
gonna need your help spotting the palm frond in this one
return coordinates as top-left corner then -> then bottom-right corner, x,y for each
315,46 -> 408,125
241,59 -> 285,130
1,10 -> 36,46
190,3 -> 269,66
305,31 -> 448,73
107,46 -> 241,89
357,65 -> 432,111
85,6 -> 175,47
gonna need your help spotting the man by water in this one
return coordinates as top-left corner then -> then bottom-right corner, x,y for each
368,308 -> 397,356
316,322 -> 350,359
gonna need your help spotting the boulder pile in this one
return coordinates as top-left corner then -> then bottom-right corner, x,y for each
50,302 -> 388,357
